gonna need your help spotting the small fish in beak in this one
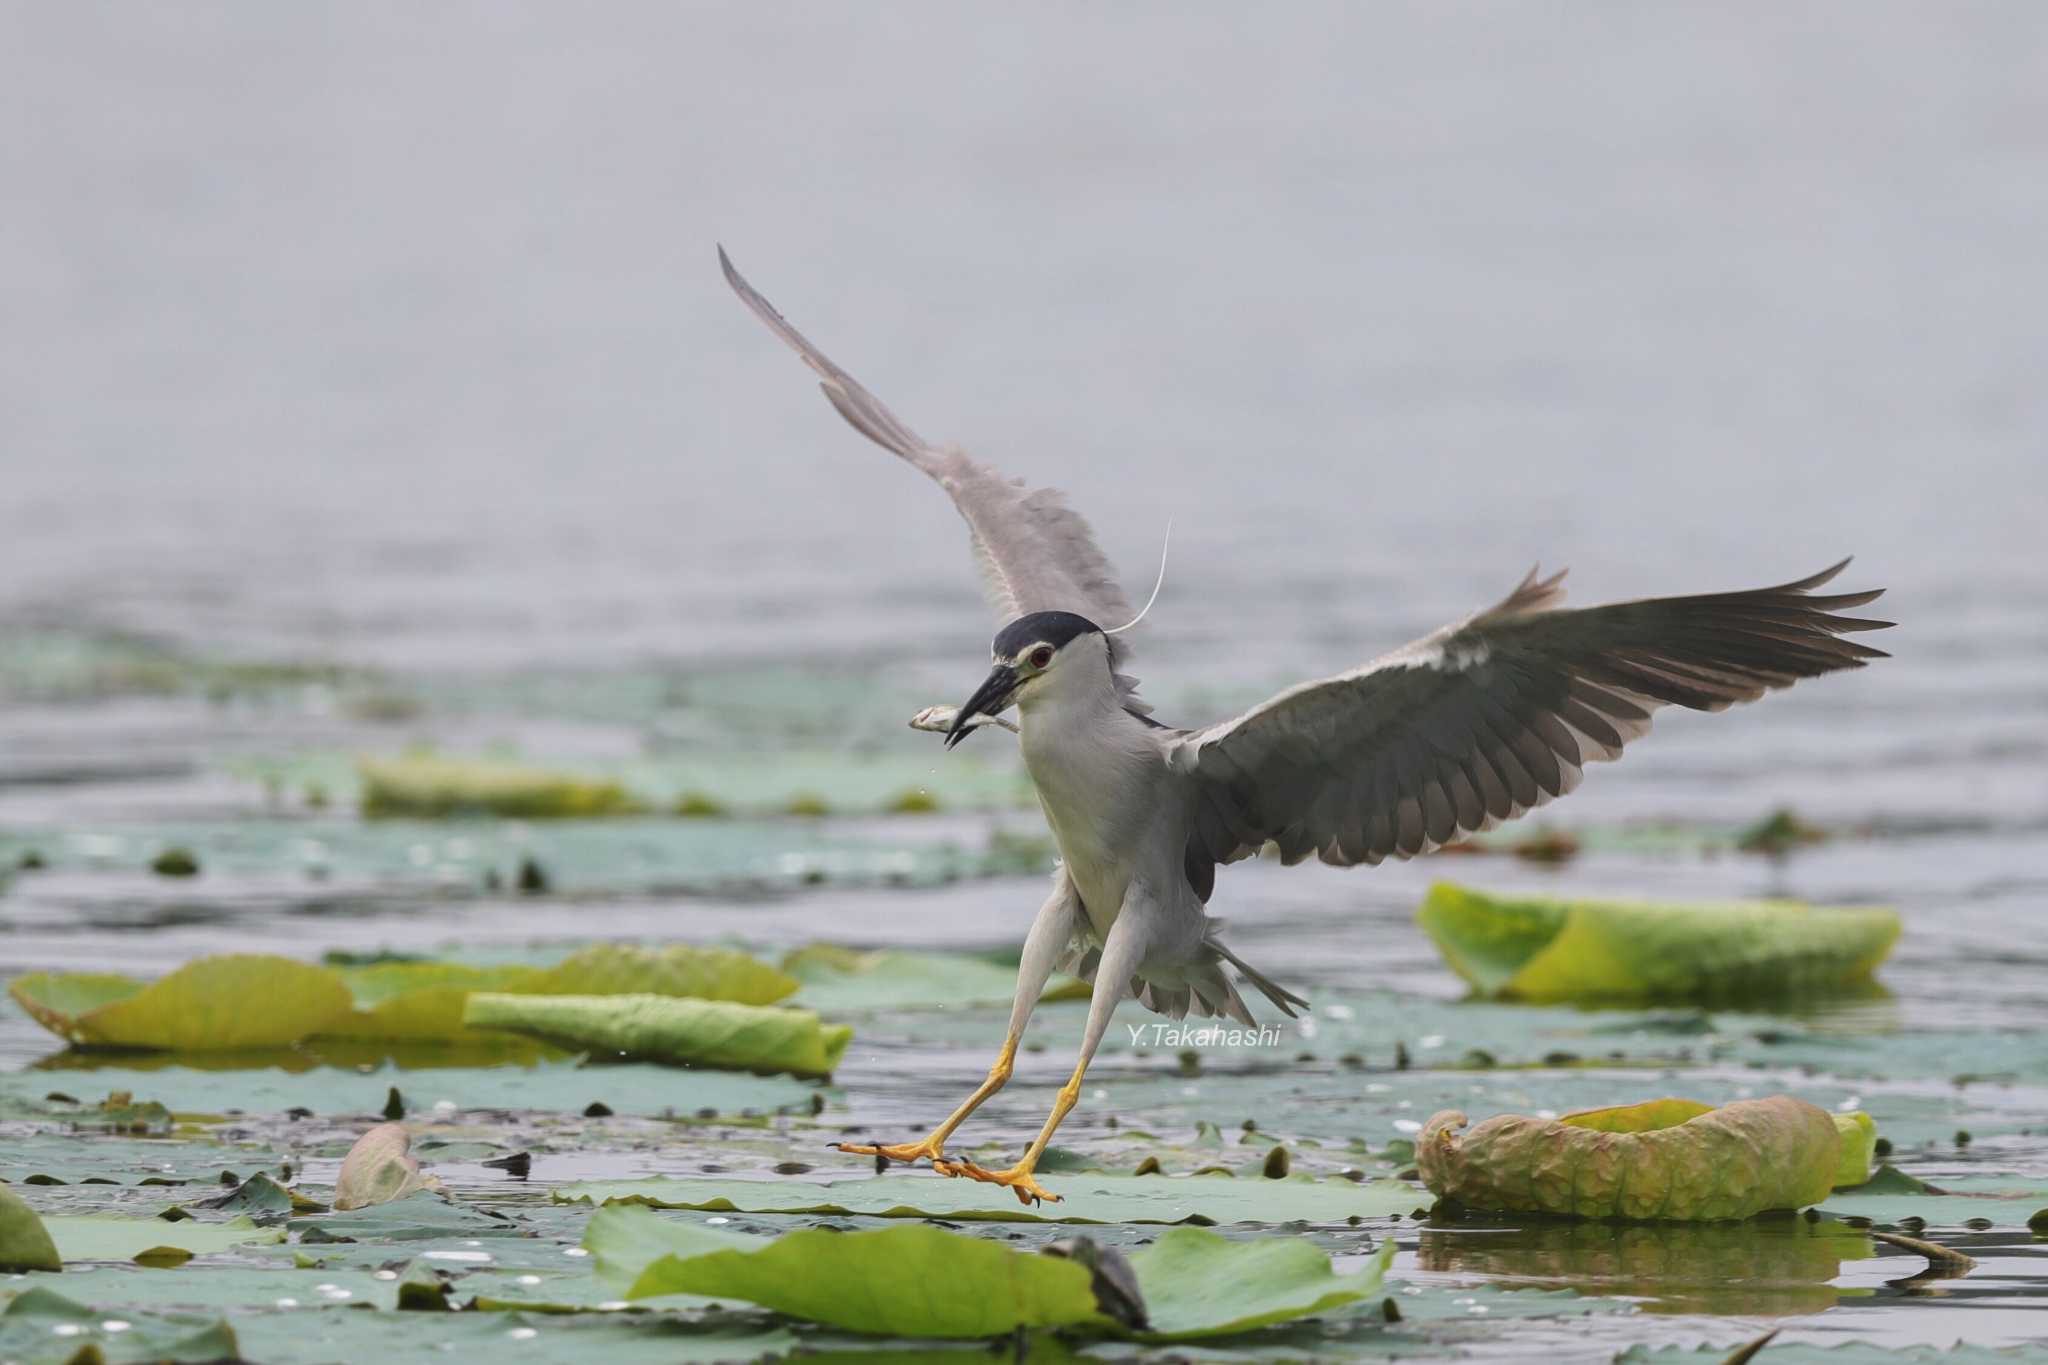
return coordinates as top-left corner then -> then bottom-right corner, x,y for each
945,663 -> 1020,749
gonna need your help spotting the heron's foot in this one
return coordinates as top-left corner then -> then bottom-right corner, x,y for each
932,1156 -> 1061,1206
833,1135 -> 947,1166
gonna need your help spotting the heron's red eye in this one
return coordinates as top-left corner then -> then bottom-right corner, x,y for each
1029,646 -> 1054,670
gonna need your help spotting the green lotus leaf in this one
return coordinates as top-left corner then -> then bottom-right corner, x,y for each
1127,1226 -> 1395,1338
0,1183 -> 61,1272
462,993 -> 850,1078
555,1171 -> 1420,1225
588,1208 -> 1104,1336
781,943 -> 1087,1011
1418,1095 -> 1842,1220
43,1213 -> 283,1262
534,943 -> 797,1006
585,1206 -> 1394,1340
358,753 -> 644,818
8,955 -> 355,1050
322,962 -> 551,1039
1417,882 -> 1900,1002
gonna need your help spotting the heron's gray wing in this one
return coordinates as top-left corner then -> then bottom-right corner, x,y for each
719,249 -> 1146,704
1171,561 -> 1890,877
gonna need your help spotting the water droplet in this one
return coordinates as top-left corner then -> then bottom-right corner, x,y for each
52,1324 -> 84,1337
705,1216 -> 730,1225
515,1275 -> 542,1286
101,1322 -> 131,1333
562,1247 -> 589,1258
1393,1119 -> 1422,1134
507,1326 -> 539,1341
275,1298 -> 299,1309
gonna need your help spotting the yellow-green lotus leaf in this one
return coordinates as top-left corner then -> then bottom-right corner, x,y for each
593,1212 -> 1103,1336
0,1184 -> 61,1273
1418,1095 -> 1842,1220
463,993 -> 850,1079
358,753 -> 642,818
1417,882 -> 1900,1002
1833,1110 -> 1877,1188
8,955 -> 353,1050
322,962 -> 551,1039
534,944 -> 797,1006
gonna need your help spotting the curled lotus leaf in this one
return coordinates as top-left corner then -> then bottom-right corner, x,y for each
1418,1095 -> 1842,1221
333,1123 -> 440,1211
463,992 -> 851,1079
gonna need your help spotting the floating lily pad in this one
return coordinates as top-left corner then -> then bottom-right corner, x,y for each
555,1171 -> 1419,1225
9,956 -> 355,1050
43,1213 -> 283,1262
2,1060 -> 819,1121
1817,1164 -> 2048,1230
1417,882 -> 1900,1002
290,1190 -> 527,1243
0,1288 -> 238,1364
463,993 -> 851,1078
1418,1096 -> 1842,1220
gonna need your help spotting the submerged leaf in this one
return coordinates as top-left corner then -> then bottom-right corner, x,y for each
8,956 -> 354,1050
1417,882 -> 1900,1002
463,993 -> 850,1078
1418,1096 -> 1842,1220
332,1123 -> 439,1211
0,1183 -> 61,1272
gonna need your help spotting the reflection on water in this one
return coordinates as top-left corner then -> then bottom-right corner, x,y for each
1418,1214 -> 1874,1315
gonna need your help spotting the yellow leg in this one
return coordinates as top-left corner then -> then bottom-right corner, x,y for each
934,1056 -> 1086,1206
835,1035 -> 1017,1166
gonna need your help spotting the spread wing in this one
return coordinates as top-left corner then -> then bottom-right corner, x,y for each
719,248 -> 1146,708
1171,561 -> 1890,882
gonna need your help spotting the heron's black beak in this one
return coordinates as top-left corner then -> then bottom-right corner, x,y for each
945,663 -> 1019,749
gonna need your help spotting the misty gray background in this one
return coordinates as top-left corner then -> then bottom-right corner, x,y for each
3,3 -> 2042,827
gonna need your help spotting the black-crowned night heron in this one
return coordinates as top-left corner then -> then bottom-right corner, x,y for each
720,248 -> 1891,1205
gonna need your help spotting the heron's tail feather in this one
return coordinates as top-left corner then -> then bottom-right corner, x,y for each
1206,937 -> 1310,1019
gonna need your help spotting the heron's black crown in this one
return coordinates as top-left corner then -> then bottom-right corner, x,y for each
993,610 -> 1101,660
